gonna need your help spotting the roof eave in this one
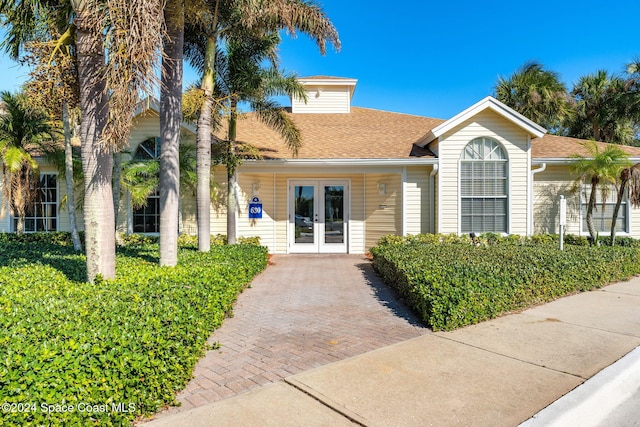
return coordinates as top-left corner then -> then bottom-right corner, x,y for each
297,77 -> 358,97
533,157 -> 640,165
240,158 -> 438,167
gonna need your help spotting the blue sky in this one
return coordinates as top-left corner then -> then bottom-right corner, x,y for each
1,0 -> 638,119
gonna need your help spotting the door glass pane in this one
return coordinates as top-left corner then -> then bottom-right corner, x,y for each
324,186 -> 344,244
294,185 -> 314,244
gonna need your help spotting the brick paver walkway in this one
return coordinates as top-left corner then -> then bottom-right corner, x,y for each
155,254 -> 429,417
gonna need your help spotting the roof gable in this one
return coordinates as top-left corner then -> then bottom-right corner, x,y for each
135,97 -> 197,134
417,96 -> 547,147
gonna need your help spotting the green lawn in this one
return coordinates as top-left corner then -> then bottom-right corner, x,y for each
0,235 -> 267,426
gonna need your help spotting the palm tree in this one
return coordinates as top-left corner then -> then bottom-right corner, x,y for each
570,141 -> 631,241
122,142 -> 197,214
625,58 -> 640,145
184,0 -> 340,252
0,91 -> 55,234
216,32 -> 307,244
611,163 -> 640,246
495,61 -> 573,132
567,70 -> 636,144
7,30 -> 84,251
1,0 -> 165,281
159,0 -> 184,267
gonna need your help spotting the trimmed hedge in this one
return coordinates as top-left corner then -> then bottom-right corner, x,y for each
370,234 -> 640,331
0,238 -> 267,426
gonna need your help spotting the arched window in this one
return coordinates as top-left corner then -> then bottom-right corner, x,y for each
460,137 -> 508,233
132,137 -> 160,233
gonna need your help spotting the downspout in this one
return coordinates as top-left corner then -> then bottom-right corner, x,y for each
429,164 -> 439,234
402,167 -> 407,236
529,163 -> 547,235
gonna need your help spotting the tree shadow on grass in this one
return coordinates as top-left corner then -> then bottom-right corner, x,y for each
0,243 -> 87,282
355,260 -> 428,329
115,245 -> 160,264
0,243 -> 162,283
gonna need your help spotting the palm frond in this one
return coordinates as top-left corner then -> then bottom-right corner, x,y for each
251,100 -> 301,156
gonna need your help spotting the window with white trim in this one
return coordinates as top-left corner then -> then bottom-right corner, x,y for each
580,184 -> 627,234
132,137 -> 160,233
460,137 -> 508,233
13,173 -> 57,232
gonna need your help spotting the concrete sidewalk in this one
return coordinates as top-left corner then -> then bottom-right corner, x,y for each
146,277 -> 640,427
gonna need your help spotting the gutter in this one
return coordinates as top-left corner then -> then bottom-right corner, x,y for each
529,163 -> 547,235
240,158 -> 439,168
534,157 -> 640,165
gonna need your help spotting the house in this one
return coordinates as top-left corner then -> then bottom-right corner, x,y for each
3,76 -> 640,253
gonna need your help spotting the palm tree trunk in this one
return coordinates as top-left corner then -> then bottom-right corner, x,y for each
112,152 -> 121,228
610,172 -> 629,246
227,98 -> 238,245
16,215 -> 24,234
76,10 -> 116,282
586,178 -> 598,242
159,0 -> 183,267
62,101 -> 82,252
196,35 -> 217,252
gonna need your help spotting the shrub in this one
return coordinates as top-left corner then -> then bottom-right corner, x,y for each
564,234 -> 589,246
176,233 -> 198,247
371,239 -> 640,331
118,233 -> 159,246
0,241 -> 267,426
237,236 -> 261,246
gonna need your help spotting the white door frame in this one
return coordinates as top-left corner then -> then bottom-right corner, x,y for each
288,179 -> 349,253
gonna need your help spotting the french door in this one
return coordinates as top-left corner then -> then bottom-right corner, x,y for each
289,180 -> 348,253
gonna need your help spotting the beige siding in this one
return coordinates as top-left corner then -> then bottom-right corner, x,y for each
405,166 -> 432,235
275,174 -> 288,252
291,87 -> 351,114
632,205 -> 640,239
129,112 -> 160,149
115,112 -> 196,235
179,191 -> 197,235
349,175 -> 365,253
438,109 -> 530,235
217,172 -> 370,253
533,166 -> 580,235
365,173 -> 402,249
208,166 -> 228,236
237,173 -> 276,251
534,165 -> 640,238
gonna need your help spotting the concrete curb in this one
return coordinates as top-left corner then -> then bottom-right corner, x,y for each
519,346 -> 640,427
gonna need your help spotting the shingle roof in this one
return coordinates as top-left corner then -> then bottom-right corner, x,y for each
532,134 -> 640,158
216,107 -> 442,159
214,106 -> 640,161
